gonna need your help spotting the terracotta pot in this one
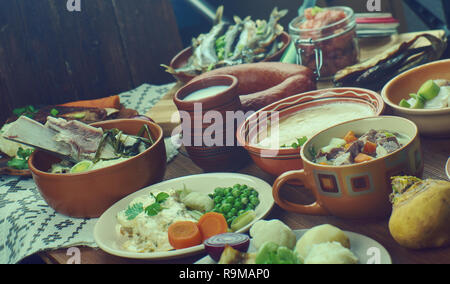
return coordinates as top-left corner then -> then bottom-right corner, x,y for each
174,75 -> 248,172
29,119 -> 167,218
272,116 -> 423,219
381,59 -> 450,137
236,87 -> 385,177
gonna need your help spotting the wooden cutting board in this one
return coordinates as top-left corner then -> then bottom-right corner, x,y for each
147,30 -> 446,137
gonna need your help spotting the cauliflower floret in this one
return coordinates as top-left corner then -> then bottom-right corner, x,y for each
250,219 -> 296,250
179,191 -> 214,212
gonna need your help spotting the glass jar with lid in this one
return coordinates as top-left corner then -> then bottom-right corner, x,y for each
289,6 -> 360,80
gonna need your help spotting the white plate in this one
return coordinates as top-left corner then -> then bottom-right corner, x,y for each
94,173 -> 275,260
446,158 -> 450,180
196,229 -> 392,264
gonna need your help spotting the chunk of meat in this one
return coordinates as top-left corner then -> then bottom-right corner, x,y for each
45,117 -> 104,160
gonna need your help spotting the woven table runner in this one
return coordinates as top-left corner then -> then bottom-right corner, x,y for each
0,83 -> 178,264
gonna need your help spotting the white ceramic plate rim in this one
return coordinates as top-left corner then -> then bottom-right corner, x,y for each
93,173 -> 275,260
446,158 -> 450,180
195,229 -> 393,264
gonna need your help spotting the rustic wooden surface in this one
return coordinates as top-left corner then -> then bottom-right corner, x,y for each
39,135 -> 449,264
0,0 -> 183,125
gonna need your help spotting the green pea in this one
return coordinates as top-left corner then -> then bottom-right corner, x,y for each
226,211 -> 235,220
224,187 -> 232,195
233,200 -> 243,210
240,184 -> 248,190
230,207 -> 238,216
214,196 -> 222,204
225,196 -> 235,204
232,188 -> 241,198
247,203 -> 255,210
250,196 -> 260,206
221,203 -> 232,213
238,209 -> 245,216
241,197 -> 249,205
214,187 -> 225,196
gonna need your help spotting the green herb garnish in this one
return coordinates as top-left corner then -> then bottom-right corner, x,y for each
281,137 -> 308,149
124,192 -> 170,220
124,203 -> 144,220
13,105 -> 39,118
50,108 -> 60,117
308,146 -> 318,158
7,147 -> 34,170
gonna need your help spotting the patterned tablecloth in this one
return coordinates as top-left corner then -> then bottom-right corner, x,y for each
0,83 -> 179,264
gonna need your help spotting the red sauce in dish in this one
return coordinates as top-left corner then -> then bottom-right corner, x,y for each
293,7 -> 359,78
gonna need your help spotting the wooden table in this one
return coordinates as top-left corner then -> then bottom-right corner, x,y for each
38,30 -> 450,264
39,135 -> 449,264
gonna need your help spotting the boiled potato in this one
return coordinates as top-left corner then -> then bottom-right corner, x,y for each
295,224 -> 350,261
389,177 -> 450,249
304,242 -> 358,264
250,219 -> 297,250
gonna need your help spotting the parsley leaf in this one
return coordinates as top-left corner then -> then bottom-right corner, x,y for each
145,203 -> 161,216
7,147 -> 34,170
124,203 -> 144,220
50,108 -> 60,117
281,137 -> 308,149
125,192 -> 170,220
155,192 -> 169,203
13,105 -> 39,118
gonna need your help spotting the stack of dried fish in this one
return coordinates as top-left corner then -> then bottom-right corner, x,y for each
334,33 -> 447,91
163,6 -> 288,78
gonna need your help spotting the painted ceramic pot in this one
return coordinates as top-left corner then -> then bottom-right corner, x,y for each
174,75 -> 248,172
29,119 -> 167,218
236,87 -> 385,177
381,59 -> 450,138
272,116 -> 423,219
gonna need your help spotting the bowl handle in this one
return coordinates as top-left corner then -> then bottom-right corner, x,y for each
272,169 -> 329,216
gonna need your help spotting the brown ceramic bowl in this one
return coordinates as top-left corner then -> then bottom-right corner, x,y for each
28,119 -> 167,218
170,32 -> 292,83
173,75 -> 249,172
381,59 -> 450,137
272,116 -> 423,219
236,88 -> 385,177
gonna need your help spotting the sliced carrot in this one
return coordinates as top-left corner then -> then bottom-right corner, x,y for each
197,212 -> 229,241
363,141 -> 377,155
354,153 -> 374,164
59,95 -> 121,109
344,131 -> 358,144
167,221 -> 202,250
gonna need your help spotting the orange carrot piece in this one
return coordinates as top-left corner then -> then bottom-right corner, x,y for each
344,131 -> 358,144
363,141 -> 377,155
167,221 -> 202,250
59,95 -> 121,109
354,153 -> 374,163
197,212 -> 229,241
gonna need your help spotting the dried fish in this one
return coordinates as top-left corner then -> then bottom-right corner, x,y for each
163,6 -> 288,78
334,33 -> 447,91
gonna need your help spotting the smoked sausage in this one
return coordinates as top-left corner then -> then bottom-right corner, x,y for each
189,62 -> 317,112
